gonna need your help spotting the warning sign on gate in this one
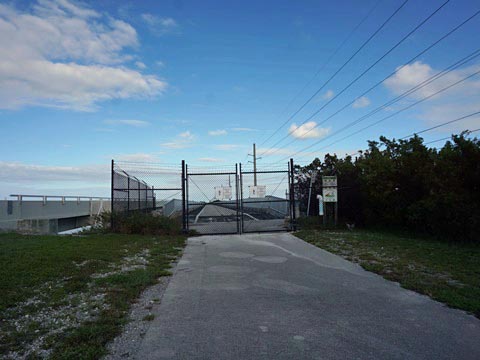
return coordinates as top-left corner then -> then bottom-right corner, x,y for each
249,185 -> 266,198
214,186 -> 232,200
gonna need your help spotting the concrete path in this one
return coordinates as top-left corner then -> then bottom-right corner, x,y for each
136,233 -> 480,359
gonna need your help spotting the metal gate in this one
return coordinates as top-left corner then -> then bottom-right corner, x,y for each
239,160 -> 295,234
185,164 -> 241,235
185,160 -> 295,235
111,159 -> 295,235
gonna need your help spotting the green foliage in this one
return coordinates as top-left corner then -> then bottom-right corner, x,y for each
297,133 -> 480,242
112,212 -> 183,236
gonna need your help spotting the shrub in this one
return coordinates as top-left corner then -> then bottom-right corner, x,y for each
112,212 -> 182,236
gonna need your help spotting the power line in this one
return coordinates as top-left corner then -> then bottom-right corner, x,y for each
400,112 -> 480,140
258,0 -> 410,154
263,6 -> 480,157
258,0 -> 383,147
268,0 -> 450,151
277,49 -> 480,161
346,111 -> 480,156
284,67 -> 480,162
424,128 -> 480,145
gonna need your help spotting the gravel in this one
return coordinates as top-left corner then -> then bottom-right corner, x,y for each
103,261 -> 178,359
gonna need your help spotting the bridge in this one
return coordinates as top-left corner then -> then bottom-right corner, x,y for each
0,194 -> 110,234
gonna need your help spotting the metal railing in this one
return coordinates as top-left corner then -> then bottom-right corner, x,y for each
9,194 -> 109,205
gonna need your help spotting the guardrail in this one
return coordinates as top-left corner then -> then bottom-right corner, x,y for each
9,194 -> 110,205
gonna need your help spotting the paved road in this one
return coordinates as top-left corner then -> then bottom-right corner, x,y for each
136,233 -> 480,359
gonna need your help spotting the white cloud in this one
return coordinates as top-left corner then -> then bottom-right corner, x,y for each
0,0 -> 167,111
114,153 -> 159,162
213,144 -> 242,151
288,121 -> 330,139
179,131 -> 194,140
156,61 -> 165,68
352,96 -> 371,108
231,127 -> 257,132
104,120 -> 150,127
141,14 -> 179,36
198,157 -> 225,163
0,161 -> 111,198
135,61 -> 147,69
0,161 -> 108,183
257,147 -> 318,159
161,131 -> 195,149
208,129 -> 227,136
384,61 -> 480,131
323,90 -> 334,100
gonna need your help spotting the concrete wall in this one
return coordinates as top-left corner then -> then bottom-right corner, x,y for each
0,199 -> 111,234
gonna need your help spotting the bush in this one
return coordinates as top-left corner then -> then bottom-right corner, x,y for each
296,133 -> 480,243
112,212 -> 183,236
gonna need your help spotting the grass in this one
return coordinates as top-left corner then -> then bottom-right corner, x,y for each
0,232 -> 185,359
295,228 -> 480,318
142,314 -> 155,321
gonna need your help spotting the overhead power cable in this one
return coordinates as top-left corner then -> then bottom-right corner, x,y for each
258,0 -> 383,147
275,48 -> 480,161
258,0 -> 410,153
424,128 -> 480,145
271,0 -> 450,149
400,112 -> 480,140
346,111 -> 480,156
282,67 -> 480,162
263,6 -> 480,157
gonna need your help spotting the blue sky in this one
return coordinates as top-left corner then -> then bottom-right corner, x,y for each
1,0 -> 479,197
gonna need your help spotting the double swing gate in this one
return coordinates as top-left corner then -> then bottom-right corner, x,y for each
111,159 -> 296,235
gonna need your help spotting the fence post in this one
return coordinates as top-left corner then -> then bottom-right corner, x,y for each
239,163 -> 244,234
186,164 -> 190,231
181,160 -> 187,233
110,159 -> 114,231
236,163 -> 241,235
152,187 -> 155,211
138,181 -> 141,211
127,176 -> 130,212
145,183 -> 148,213
290,158 -> 296,231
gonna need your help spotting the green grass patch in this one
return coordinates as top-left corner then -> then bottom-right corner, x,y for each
296,229 -> 480,318
0,232 -> 185,359
142,314 -> 155,321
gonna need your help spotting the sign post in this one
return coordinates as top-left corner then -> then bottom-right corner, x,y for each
322,176 -> 338,226
317,195 -> 323,216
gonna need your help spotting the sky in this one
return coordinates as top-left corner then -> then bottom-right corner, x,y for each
1,0 -> 480,198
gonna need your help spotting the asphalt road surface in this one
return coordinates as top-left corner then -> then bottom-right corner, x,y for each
136,233 -> 480,359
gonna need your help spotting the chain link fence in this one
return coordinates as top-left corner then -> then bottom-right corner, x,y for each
111,161 -> 184,229
111,159 -> 296,235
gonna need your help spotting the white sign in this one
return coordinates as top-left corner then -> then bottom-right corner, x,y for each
322,187 -> 338,202
214,186 -> 232,201
322,176 -> 337,187
317,195 -> 324,215
249,185 -> 266,198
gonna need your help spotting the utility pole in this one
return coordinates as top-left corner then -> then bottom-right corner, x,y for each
253,143 -> 257,186
248,143 -> 260,186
